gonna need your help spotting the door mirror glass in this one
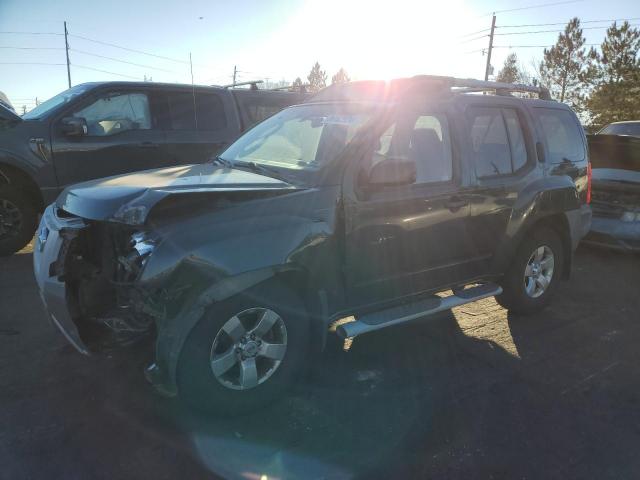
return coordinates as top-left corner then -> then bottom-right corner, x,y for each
368,157 -> 417,186
61,117 -> 87,137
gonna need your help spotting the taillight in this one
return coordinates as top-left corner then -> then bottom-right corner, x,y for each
586,161 -> 592,204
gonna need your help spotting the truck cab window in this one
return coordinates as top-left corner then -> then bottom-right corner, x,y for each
167,92 -> 226,131
73,92 -> 151,136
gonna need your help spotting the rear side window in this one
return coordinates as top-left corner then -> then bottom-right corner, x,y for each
166,92 -> 226,131
535,108 -> 584,163
467,107 -> 529,177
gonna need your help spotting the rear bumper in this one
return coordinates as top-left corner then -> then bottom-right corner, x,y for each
33,205 -> 90,354
583,216 -> 640,252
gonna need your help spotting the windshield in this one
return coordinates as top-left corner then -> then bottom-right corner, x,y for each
22,84 -> 92,119
598,122 -> 640,137
220,104 -> 372,172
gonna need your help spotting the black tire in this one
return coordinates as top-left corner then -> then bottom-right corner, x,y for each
496,226 -> 564,315
177,280 -> 310,415
0,183 -> 38,256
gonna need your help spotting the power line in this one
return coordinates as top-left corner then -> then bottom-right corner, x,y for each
456,34 -> 489,45
0,46 -> 64,50
72,63 -> 142,79
487,0 -> 584,15
498,17 -> 640,28
0,31 -> 63,36
457,27 -> 492,38
69,33 -> 190,64
70,48 -> 177,73
0,62 -> 65,65
494,23 -> 640,36
493,43 -> 600,48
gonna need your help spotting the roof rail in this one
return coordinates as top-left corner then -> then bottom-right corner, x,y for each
444,77 -> 551,100
221,80 -> 264,90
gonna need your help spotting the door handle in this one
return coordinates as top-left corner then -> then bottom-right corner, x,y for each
445,198 -> 468,211
137,142 -> 159,148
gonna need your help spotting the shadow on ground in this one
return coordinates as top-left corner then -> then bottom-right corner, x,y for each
1,246 -> 640,479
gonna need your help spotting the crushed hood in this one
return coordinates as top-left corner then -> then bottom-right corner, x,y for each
56,163 -> 298,223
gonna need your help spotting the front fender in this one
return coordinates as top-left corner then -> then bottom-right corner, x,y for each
139,189 -> 341,395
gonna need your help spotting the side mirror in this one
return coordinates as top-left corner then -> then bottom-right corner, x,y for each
61,117 -> 87,137
368,158 -> 417,187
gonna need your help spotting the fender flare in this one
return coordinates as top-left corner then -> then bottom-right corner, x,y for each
148,264 -> 305,397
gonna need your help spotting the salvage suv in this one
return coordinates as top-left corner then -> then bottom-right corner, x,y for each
33,76 -> 592,413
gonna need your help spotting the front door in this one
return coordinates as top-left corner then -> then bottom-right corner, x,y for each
344,107 -> 476,309
51,88 -> 168,189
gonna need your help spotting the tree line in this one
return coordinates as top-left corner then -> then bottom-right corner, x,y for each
495,19 -> 640,127
296,18 -> 638,127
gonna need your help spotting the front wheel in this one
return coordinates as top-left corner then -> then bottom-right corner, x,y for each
496,226 -> 564,315
177,281 -> 310,415
0,184 -> 38,256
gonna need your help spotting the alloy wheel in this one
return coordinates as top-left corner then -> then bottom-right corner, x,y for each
210,307 -> 288,390
523,245 -> 555,298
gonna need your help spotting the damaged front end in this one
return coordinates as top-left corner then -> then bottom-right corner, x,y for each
34,205 -> 161,353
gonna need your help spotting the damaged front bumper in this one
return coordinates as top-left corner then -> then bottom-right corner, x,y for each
33,205 -> 90,354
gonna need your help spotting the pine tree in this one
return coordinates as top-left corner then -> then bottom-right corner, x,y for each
586,21 -> 640,126
331,68 -> 350,84
307,62 -> 327,93
496,53 -> 521,83
538,18 -> 597,112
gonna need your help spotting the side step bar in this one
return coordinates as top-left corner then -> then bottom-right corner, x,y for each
336,283 -> 502,339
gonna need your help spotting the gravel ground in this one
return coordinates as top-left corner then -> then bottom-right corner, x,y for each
1,242 -> 639,479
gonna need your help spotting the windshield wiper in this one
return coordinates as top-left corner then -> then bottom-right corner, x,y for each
210,155 -> 234,168
235,161 -> 294,183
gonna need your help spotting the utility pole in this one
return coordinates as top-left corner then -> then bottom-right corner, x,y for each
232,65 -> 237,85
484,14 -> 496,81
64,21 -> 71,88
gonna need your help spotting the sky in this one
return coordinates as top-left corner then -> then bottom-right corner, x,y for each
1,0 -> 639,111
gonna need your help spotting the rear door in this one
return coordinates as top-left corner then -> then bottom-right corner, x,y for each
160,89 -> 241,166
51,87 -> 168,187
463,103 -> 538,273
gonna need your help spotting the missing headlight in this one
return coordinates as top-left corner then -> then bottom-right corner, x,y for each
117,231 -> 156,278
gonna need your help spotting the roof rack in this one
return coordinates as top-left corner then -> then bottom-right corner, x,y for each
308,75 -> 552,103
221,80 -> 264,90
446,77 -> 551,100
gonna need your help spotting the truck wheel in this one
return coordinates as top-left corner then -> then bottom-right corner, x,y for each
177,281 -> 310,415
0,184 -> 38,256
496,227 -> 564,315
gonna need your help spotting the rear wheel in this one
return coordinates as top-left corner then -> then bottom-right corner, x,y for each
177,281 -> 310,415
496,227 -> 564,315
0,184 -> 38,256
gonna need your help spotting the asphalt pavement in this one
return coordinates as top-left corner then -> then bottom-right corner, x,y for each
1,241 -> 640,479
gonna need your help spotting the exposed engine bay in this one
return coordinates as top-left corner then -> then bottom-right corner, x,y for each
59,218 -> 157,350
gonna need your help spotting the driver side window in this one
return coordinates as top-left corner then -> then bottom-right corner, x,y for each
369,113 -> 453,184
73,92 -> 151,136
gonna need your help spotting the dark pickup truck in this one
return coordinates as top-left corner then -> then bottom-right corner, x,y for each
0,81 -> 305,255
33,76 -> 592,414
